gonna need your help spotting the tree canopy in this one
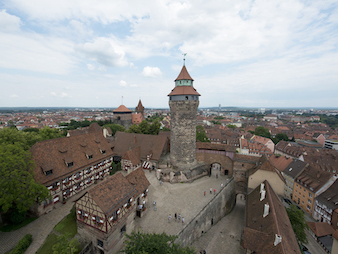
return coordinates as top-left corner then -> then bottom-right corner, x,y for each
252,126 -> 271,139
122,231 -> 195,254
286,205 -> 309,244
127,120 -> 161,135
104,123 -> 126,136
273,133 -> 289,144
0,143 -> 49,213
196,125 -> 209,142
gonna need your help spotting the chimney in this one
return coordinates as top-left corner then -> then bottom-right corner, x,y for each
260,183 -> 265,193
260,189 -> 266,201
274,234 -> 282,246
263,203 -> 269,217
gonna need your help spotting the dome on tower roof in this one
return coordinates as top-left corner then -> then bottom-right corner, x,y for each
113,105 -> 132,113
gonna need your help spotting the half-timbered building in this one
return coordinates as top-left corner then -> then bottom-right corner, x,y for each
30,130 -> 114,216
76,168 -> 150,254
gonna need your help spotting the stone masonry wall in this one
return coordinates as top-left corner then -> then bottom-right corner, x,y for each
175,177 -> 236,247
169,100 -> 199,168
196,152 -> 233,176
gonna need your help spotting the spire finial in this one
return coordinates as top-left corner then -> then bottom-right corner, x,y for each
183,53 -> 187,65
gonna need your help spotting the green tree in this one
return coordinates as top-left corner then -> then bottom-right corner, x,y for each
39,127 -> 62,140
127,124 -> 142,134
196,125 -> 209,142
149,120 -> 161,135
104,124 -> 126,136
254,126 -> 271,139
273,133 -> 289,144
139,120 -> 150,134
122,231 -> 195,254
52,234 -> 80,254
286,205 -> 309,244
227,124 -> 236,129
0,143 -> 50,213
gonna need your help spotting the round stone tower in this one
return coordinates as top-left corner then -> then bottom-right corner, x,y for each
168,64 -> 200,169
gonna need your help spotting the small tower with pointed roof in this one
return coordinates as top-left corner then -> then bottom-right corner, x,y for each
168,63 -> 200,169
135,99 -> 145,117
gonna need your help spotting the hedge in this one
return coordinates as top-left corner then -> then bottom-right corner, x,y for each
10,234 -> 32,254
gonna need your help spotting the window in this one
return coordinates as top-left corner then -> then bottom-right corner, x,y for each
67,162 -> 73,168
185,96 -> 188,100
309,193 -> 312,198
45,169 -> 53,176
97,239 -> 103,248
100,150 -> 106,154
120,225 -> 126,235
308,199 -> 311,204
306,205 -> 311,210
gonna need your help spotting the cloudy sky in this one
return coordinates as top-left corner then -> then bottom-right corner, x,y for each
1,0 -> 338,109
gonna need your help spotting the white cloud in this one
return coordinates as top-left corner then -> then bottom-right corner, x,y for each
142,66 -> 162,77
119,80 -> 127,87
77,37 -> 128,67
51,92 -> 57,96
9,94 -> 19,98
87,64 -> 95,70
0,9 -> 21,32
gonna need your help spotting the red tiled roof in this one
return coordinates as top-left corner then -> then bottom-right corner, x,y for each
125,168 -> 150,197
168,86 -> 201,96
175,65 -> 193,81
307,222 -> 335,237
113,105 -> 132,113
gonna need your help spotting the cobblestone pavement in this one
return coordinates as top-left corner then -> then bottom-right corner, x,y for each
0,170 -> 243,254
135,170 -> 245,253
191,196 -> 245,254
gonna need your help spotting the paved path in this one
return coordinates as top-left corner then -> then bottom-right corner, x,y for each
0,170 -> 243,254
191,196 -> 245,254
0,186 -> 93,254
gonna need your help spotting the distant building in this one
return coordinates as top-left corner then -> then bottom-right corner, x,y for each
324,139 -> 338,150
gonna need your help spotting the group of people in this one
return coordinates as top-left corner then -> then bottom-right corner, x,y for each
168,213 -> 184,224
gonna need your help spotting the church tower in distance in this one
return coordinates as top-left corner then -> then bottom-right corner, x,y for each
168,64 -> 200,169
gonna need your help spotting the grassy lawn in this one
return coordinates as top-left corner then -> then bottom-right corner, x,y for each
36,233 -> 58,254
0,217 -> 37,232
54,211 -> 77,238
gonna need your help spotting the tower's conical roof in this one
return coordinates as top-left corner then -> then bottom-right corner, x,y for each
175,65 -> 194,81
113,105 -> 132,112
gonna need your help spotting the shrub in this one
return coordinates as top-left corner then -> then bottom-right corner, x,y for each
10,234 -> 32,254
10,211 -> 27,225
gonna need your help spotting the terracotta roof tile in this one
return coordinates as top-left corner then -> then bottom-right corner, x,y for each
167,86 -> 201,96
307,222 -> 335,237
175,65 -> 193,81
113,105 -> 132,113
243,180 -> 301,254
88,172 -> 136,216
125,168 -> 150,197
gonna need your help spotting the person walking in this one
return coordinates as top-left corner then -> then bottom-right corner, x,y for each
168,214 -> 171,223
178,213 -> 181,222
204,191 -> 206,196
210,188 -> 212,194
175,213 -> 177,221
182,217 -> 185,224
213,188 -> 216,195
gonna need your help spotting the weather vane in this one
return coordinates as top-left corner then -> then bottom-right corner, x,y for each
183,53 -> 187,65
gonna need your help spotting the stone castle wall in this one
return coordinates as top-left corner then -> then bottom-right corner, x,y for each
196,152 -> 234,176
113,113 -> 132,129
169,100 -> 199,168
175,177 -> 236,246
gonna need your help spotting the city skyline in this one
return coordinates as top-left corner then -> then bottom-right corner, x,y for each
1,0 -> 338,108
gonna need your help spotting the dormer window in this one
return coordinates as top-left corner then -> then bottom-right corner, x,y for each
100,149 -> 106,154
67,162 -> 73,168
86,154 -> 93,160
45,169 -> 53,176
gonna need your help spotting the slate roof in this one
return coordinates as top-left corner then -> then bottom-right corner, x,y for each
168,86 -> 201,96
307,222 -> 335,237
175,65 -> 194,81
112,131 -> 169,161
283,159 -> 308,178
316,179 -> 338,210
88,172 -> 136,216
243,180 -> 301,254
125,167 -> 150,197
30,131 -> 114,186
